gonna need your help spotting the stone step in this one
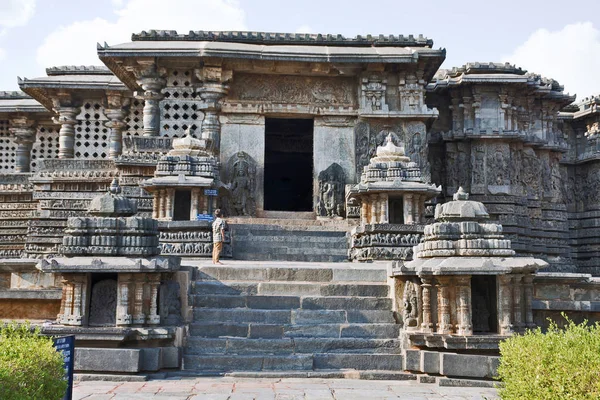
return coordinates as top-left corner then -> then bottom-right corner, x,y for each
184,338 -> 402,355
194,265 -> 389,283
223,370 -> 417,381
192,308 -> 396,324
182,353 -> 403,372
232,253 -> 348,262
189,323 -> 400,339
232,226 -> 349,234
192,281 -> 390,297
191,296 -> 393,312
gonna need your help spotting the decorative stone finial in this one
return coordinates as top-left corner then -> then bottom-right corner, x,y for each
109,178 -> 122,195
453,187 -> 469,201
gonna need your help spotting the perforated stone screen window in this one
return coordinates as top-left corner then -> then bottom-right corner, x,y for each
160,69 -> 203,138
0,120 -> 16,172
75,101 -> 109,159
31,125 -> 59,172
125,99 -> 144,137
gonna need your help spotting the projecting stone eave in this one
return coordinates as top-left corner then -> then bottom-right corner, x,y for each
346,181 -> 441,199
0,91 -> 50,116
140,175 -> 218,192
97,39 -> 446,91
392,256 -> 548,277
36,256 -> 180,274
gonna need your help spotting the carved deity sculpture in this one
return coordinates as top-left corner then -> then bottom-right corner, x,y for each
226,152 -> 256,216
402,280 -> 419,328
317,163 -> 346,218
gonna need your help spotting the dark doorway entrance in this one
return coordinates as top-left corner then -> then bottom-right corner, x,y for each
471,275 -> 498,333
264,118 -> 313,211
389,198 -> 404,224
173,190 -> 191,221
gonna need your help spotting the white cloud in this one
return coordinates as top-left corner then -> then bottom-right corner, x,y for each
36,0 -> 247,68
296,25 -> 314,34
0,0 -> 35,30
0,48 -> 6,62
503,22 -> 600,100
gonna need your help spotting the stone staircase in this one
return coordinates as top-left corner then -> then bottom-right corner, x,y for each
183,263 -> 406,378
229,219 -> 350,262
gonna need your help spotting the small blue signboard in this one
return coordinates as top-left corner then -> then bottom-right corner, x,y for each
204,189 -> 218,196
197,213 -> 214,222
53,335 -> 75,400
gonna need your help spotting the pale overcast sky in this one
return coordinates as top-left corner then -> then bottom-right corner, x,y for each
1,0 -> 599,101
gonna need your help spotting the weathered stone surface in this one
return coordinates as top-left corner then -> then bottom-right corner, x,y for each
439,353 -> 499,379
75,348 -> 141,372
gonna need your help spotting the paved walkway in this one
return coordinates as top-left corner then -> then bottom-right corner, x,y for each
73,377 -> 499,399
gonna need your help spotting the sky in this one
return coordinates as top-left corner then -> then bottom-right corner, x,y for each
1,0 -> 599,102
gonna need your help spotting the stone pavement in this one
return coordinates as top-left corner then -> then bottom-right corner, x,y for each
73,377 -> 499,399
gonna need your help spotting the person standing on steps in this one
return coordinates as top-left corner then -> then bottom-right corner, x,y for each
212,209 -> 225,265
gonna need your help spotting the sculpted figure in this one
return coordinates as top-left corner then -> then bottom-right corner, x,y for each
317,163 -> 346,218
402,281 -> 419,328
226,152 -> 257,216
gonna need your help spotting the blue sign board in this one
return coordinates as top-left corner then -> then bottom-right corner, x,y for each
204,189 -> 218,196
197,213 -> 214,222
53,335 -> 75,400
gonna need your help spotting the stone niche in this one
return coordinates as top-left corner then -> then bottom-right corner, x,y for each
392,188 -> 546,349
347,133 -> 440,261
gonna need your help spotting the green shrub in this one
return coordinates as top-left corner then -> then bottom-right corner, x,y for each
0,322 -> 67,400
497,314 -> 600,400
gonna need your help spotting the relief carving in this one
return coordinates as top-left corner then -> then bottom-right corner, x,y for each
88,279 -> 117,326
402,280 -> 419,328
317,163 -> 346,218
225,152 -> 257,217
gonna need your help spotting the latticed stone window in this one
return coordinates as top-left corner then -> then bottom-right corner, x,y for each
160,69 -> 202,138
125,99 -> 144,137
0,120 -> 16,172
30,125 -> 59,172
75,101 -> 109,159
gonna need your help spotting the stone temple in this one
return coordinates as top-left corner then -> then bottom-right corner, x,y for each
0,30 -> 599,381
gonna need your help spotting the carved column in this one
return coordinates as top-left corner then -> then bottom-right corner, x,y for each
116,274 -> 133,326
53,104 -> 80,159
420,277 -> 434,333
404,194 -> 414,224
361,199 -> 369,224
134,65 -> 166,137
190,188 -> 200,220
512,275 -> 524,332
58,278 -> 71,325
523,274 -> 535,329
196,66 -> 232,154
412,194 -> 421,223
498,275 -> 514,335
456,276 -> 473,335
147,275 -> 161,325
105,109 -> 127,159
159,189 -> 167,219
436,277 -> 452,334
132,276 -> 146,324
9,117 -> 36,173
379,193 -> 388,224
369,194 -> 378,224
166,189 -> 174,220
64,274 -> 88,326
152,192 -> 160,219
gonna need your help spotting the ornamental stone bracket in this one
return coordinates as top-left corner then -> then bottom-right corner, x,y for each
9,116 -> 37,173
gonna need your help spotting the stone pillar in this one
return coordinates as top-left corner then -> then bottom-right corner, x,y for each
370,194 -> 378,224
420,277 -> 434,333
159,189 -> 167,219
196,66 -> 232,154
105,108 -> 127,159
135,65 -> 166,137
63,274 -> 88,326
404,194 -> 414,224
202,193 -> 209,215
523,274 -> 535,329
190,189 -> 200,220
152,192 -> 160,219
456,276 -> 473,335
116,274 -> 132,326
436,277 -> 452,334
166,189 -> 174,220
379,193 -> 388,224
360,199 -> 369,224
132,276 -> 146,324
498,275 -> 514,335
9,117 -> 36,173
512,275 -> 524,332
58,278 -> 72,325
147,275 -> 161,325
53,106 -> 80,159
413,195 -> 421,224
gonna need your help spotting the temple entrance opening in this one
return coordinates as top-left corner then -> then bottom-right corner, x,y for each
471,275 -> 498,333
389,198 -> 404,224
88,273 -> 118,327
173,190 -> 192,221
264,118 -> 314,212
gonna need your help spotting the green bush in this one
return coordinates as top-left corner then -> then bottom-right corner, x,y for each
497,314 -> 600,400
0,322 -> 67,400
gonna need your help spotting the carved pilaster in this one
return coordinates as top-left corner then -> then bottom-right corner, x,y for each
512,275 -> 524,332
190,188 -> 200,220
152,192 -> 160,219
361,200 -> 369,224
147,275 -> 161,325
60,274 -> 88,326
132,276 -> 146,324
369,194 -> 378,224
52,105 -> 80,159
195,66 -> 232,153
523,274 -> 535,329
498,275 -> 514,335
134,65 -> 166,137
420,277 -> 434,333
9,117 -> 36,172
456,276 -> 473,335
436,277 -> 452,334
404,194 -> 414,225
166,189 -> 174,220
116,274 -> 132,326
379,193 -> 388,224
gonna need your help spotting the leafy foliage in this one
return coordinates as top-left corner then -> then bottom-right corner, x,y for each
497,314 -> 600,400
0,322 -> 67,400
